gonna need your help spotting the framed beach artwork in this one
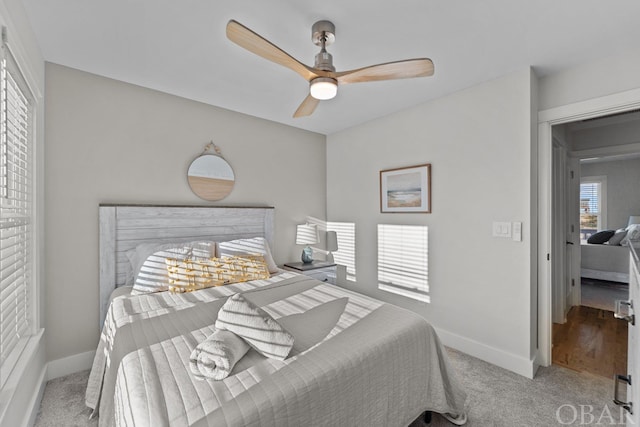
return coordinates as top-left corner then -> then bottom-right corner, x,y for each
380,164 -> 431,213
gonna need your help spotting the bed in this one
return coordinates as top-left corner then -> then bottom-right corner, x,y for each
581,243 -> 630,283
86,204 -> 467,427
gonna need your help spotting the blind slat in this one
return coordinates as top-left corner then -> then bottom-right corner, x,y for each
1,46 -> 35,385
377,224 -> 429,303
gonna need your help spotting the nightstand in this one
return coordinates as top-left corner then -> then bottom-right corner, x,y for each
282,261 -> 337,284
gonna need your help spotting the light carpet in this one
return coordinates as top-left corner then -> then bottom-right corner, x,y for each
35,349 -> 625,427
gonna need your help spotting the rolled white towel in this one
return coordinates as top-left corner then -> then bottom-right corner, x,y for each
189,329 -> 250,380
215,293 -> 295,360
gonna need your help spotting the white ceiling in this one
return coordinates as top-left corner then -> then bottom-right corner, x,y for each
21,0 -> 640,135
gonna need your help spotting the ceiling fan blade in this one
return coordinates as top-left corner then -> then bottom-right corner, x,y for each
293,94 -> 320,118
227,20 -> 318,81
336,58 -> 434,85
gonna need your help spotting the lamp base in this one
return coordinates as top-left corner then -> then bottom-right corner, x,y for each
301,246 -> 314,264
326,252 -> 335,264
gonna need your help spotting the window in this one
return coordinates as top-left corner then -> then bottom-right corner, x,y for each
580,176 -> 606,242
0,43 -> 35,387
377,224 -> 429,303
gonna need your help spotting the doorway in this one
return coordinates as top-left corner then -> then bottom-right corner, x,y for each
548,113 -> 640,377
538,88 -> 640,370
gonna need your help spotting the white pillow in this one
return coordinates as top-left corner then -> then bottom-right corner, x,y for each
621,224 -> 640,247
218,237 -> 278,274
608,228 -> 628,246
131,241 -> 216,294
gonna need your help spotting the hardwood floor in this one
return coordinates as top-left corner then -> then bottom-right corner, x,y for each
552,305 -> 628,378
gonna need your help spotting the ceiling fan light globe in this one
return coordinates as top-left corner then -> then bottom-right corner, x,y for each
309,78 -> 337,100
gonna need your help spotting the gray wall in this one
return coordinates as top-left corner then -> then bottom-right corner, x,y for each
44,63 -> 327,361
327,69 -> 537,376
571,119 -> 640,152
581,157 -> 640,229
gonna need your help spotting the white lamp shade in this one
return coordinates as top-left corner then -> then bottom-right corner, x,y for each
296,224 -> 318,245
629,215 -> 640,226
326,231 -> 338,252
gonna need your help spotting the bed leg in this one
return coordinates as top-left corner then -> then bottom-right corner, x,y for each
424,411 -> 432,424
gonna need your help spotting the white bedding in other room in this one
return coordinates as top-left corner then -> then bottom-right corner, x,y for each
581,243 -> 630,283
86,272 -> 467,427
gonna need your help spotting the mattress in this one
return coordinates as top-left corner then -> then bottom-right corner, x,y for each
86,272 -> 467,427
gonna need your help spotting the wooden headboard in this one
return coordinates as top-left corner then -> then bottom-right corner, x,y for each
98,204 -> 275,327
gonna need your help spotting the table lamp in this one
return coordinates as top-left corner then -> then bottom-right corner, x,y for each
296,224 -> 318,263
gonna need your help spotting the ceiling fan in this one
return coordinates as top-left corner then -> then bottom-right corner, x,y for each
226,19 -> 434,118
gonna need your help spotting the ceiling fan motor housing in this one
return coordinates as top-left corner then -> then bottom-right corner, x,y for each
315,50 -> 335,72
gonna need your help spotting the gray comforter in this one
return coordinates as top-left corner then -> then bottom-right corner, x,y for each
86,272 -> 467,426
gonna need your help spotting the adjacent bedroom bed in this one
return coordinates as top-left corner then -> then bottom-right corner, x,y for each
86,204 -> 468,427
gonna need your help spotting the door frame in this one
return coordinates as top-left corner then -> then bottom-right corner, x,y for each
567,156 -> 581,308
551,138 -> 569,324
537,87 -> 640,367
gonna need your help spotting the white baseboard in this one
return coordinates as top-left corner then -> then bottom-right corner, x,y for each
46,350 -> 96,381
434,326 -> 538,379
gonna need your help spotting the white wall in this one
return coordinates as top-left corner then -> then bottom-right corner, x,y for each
327,69 -> 537,376
539,47 -> 640,111
0,1 -> 46,426
44,63 -> 326,362
581,157 -> 640,229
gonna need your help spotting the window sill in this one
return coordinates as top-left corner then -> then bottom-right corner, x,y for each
0,329 -> 45,426
378,283 -> 430,303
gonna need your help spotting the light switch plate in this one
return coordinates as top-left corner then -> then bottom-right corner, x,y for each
492,221 -> 512,238
512,222 -> 522,241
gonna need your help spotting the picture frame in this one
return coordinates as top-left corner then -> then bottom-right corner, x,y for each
380,163 -> 431,213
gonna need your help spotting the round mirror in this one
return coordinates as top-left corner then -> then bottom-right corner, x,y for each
187,154 -> 235,201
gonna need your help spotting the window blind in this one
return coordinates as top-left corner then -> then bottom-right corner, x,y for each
0,44 -> 34,387
377,224 -> 429,303
580,181 -> 602,241
580,183 -> 600,215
